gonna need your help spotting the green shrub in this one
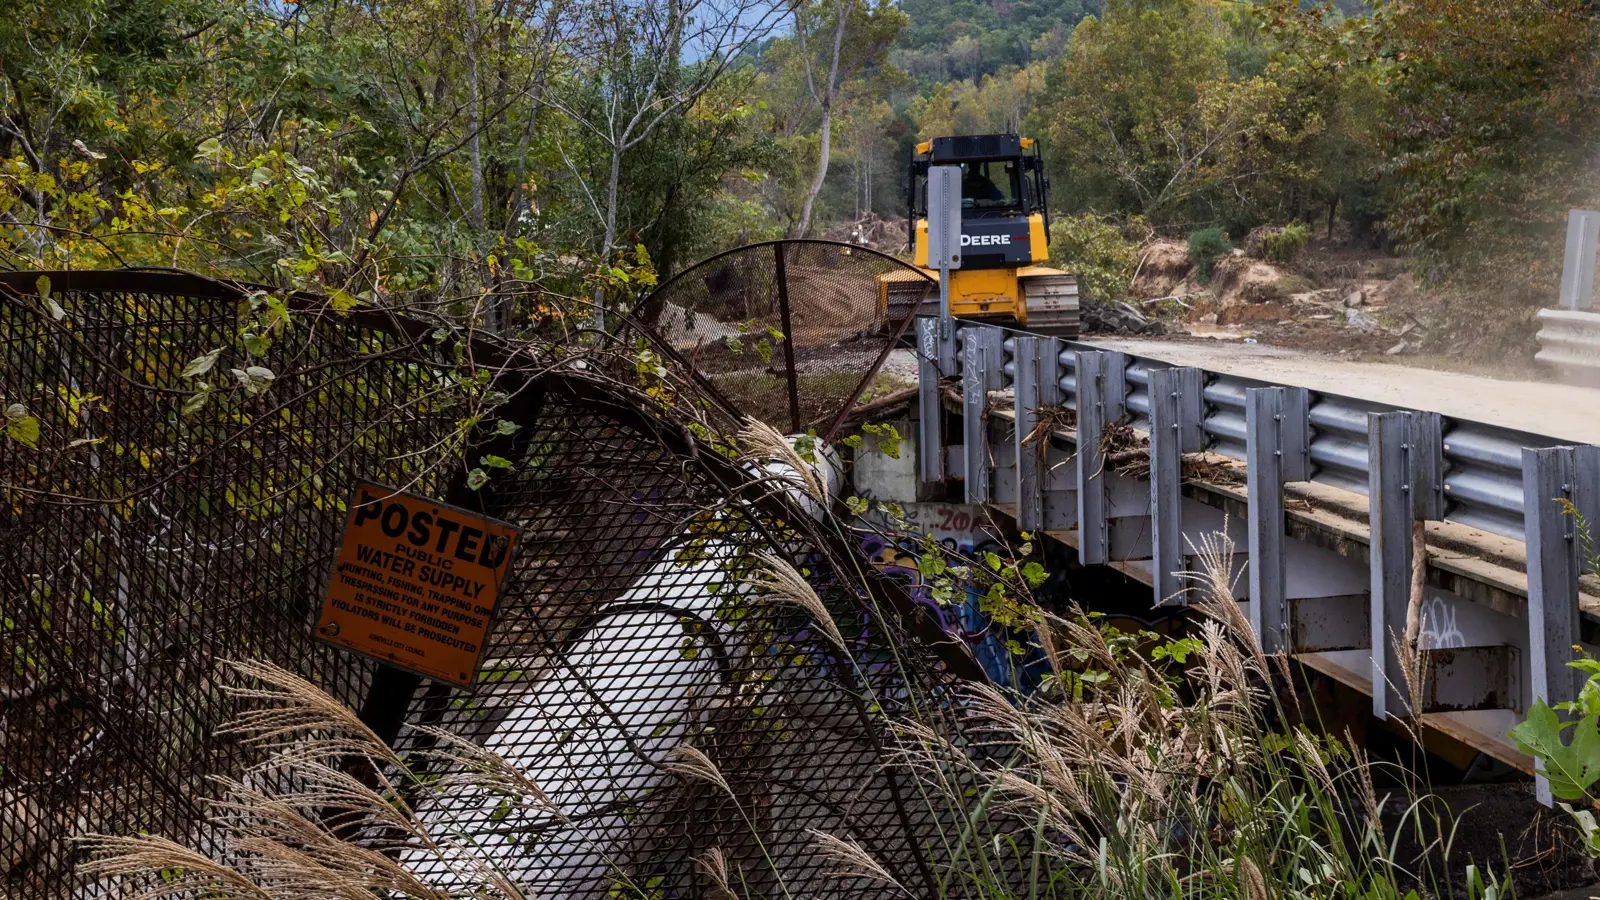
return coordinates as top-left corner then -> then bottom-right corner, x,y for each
1187,227 -> 1232,283
1261,223 -> 1310,263
1047,214 -> 1141,303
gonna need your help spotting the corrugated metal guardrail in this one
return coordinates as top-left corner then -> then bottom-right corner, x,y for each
927,316 -> 1597,802
1534,307 -> 1600,388
947,322 -> 1563,543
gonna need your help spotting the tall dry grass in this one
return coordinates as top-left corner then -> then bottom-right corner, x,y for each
872,529 -> 1514,899
80,659 -> 538,900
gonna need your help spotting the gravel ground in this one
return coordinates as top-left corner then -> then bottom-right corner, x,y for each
876,348 -> 920,387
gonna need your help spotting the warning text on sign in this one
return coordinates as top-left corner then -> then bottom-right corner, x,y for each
315,482 -> 518,688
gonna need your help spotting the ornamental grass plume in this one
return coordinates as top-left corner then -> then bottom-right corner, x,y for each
662,743 -> 734,796
80,660 -> 532,900
809,829 -> 909,895
76,833 -> 273,900
693,847 -> 742,900
743,550 -> 847,649
737,416 -> 824,503
218,658 -> 402,771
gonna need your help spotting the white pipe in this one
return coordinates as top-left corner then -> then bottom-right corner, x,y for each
408,443 -> 842,895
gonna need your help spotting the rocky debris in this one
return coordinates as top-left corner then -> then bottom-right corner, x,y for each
1083,299 -> 1168,336
1344,307 -> 1379,333
1113,232 -> 1430,356
822,212 -> 910,254
1,790 -> 45,872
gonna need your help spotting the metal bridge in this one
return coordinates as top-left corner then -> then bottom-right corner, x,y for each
896,318 -> 1600,801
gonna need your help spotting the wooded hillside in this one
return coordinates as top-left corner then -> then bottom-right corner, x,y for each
2,0 -> 1596,352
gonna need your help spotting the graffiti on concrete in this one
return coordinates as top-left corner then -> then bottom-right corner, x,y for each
1419,594 -> 1467,650
852,503 -> 1048,692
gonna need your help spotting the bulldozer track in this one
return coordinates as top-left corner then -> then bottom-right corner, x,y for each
1019,271 -> 1080,338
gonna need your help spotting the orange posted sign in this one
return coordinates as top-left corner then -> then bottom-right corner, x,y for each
317,482 -> 518,688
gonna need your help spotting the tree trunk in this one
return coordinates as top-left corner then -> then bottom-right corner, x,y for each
603,146 -> 621,256
792,0 -> 854,239
503,0 -> 564,241
596,145 -> 622,332
487,17 -> 512,227
865,148 -> 872,215
795,109 -> 832,238
464,0 -> 497,329
464,0 -> 486,238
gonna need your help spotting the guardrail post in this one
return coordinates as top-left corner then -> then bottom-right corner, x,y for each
1247,389 -> 1285,651
916,318 -> 943,485
1150,367 -> 1204,605
1413,412 -> 1445,520
1038,339 -> 1075,532
1014,336 -> 1062,531
984,329 -> 1006,384
1369,411 -> 1445,720
1014,336 -> 1043,531
962,328 -> 1005,504
1282,387 -> 1311,483
1573,445 -> 1600,575
938,318 -> 958,376
1369,412 -> 1406,719
1247,387 -> 1309,652
1039,337 -> 1062,408
1105,350 -> 1128,419
1524,446 -> 1582,805
1075,351 -> 1107,564
1560,209 -> 1600,310
963,331 -> 988,504
1074,351 -> 1124,564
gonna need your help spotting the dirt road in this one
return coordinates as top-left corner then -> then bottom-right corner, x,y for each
1089,337 -> 1600,444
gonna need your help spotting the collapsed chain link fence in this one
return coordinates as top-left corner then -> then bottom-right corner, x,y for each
636,239 -> 934,440
0,270 -> 1008,899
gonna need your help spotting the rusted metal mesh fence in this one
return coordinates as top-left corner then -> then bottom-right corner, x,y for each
637,239 -> 933,440
0,270 -> 998,898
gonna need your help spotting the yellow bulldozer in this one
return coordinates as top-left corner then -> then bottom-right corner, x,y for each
880,133 -> 1079,337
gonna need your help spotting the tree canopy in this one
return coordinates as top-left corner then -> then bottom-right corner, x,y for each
2,0 -> 1596,340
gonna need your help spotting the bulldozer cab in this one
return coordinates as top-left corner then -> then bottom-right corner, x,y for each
957,160 -> 1019,211
908,133 -> 1050,270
